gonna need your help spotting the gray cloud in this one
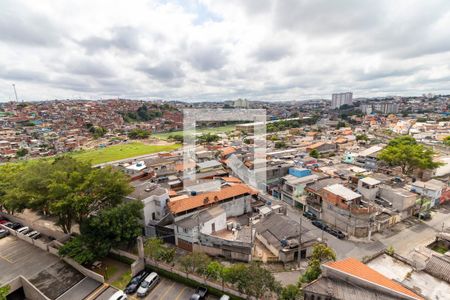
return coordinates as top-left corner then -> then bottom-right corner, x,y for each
273,0 -> 384,35
0,1 -> 61,46
253,44 -> 291,62
65,59 -> 115,78
188,43 -> 228,71
0,68 -> 49,82
138,61 -> 185,82
80,26 -> 141,53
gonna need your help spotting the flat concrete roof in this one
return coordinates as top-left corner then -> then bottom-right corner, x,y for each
0,235 -> 59,285
0,236 -> 99,300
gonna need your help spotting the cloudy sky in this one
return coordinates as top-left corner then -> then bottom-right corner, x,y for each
1,0 -> 450,102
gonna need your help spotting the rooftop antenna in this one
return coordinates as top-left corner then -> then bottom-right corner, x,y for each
12,83 -> 19,103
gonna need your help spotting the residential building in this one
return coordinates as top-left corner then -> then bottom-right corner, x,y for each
254,213 -> 317,262
320,184 -> 377,237
280,174 -> 319,208
126,182 -> 169,227
379,185 -> 417,220
357,177 -> 381,201
331,92 -> 353,109
303,257 -> 424,300
411,179 -> 447,207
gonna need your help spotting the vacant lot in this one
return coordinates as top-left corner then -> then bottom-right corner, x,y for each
153,125 -> 236,140
70,143 -> 181,165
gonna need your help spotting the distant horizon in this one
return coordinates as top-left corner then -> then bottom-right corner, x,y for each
1,92 -> 449,104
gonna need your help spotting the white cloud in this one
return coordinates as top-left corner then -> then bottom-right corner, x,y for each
0,0 -> 449,101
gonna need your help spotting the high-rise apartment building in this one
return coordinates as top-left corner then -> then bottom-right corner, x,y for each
331,92 -> 353,109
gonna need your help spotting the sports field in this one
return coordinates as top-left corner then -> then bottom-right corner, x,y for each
152,124 -> 236,140
69,142 -> 181,165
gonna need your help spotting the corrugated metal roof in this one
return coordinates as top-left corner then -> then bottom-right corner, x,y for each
424,255 -> 450,283
324,184 -> 361,201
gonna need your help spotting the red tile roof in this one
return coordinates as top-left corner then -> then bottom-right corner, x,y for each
324,258 -> 423,300
168,184 -> 256,214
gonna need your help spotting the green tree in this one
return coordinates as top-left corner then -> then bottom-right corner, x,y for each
443,136 -> 450,147
301,244 -> 336,283
336,121 -> 346,129
309,149 -> 320,159
280,284 -> 301,300
16,148 -> 28,157
0,163 -> 26,214
144,238 -> 176,263
225,262 -> 280,299
378,136 -> 442,174
198,133 -> 220,144
0,285 -> 10,300
17,157 -> 132,233
205,261 -> 224,280
58,235 -> 99,265
275,141 -> 287,149
179,252 -> 211,275
168,134 -> 184,143
59,201 -> 143,265
356,134 -> 368,142
89,126 -> 107,139
128,128 -> 150,139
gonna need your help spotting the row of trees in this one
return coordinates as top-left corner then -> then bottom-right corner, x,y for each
128,128 -> 150,139
144,238 -> 280,299
180,252 -> 280,299
266,116 -> 320,133
0,156 -> 132,233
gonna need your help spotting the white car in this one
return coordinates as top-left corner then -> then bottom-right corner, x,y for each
27,231 -> 41,239
136,272 -> 160,297
17,226 -> 30,234
108,290 -> 127,300
26,230 -> 38,237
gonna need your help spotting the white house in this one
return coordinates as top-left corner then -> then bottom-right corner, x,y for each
126,182 -> 169,224
411,179 -> 447,207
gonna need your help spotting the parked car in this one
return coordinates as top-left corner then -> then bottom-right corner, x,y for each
219,295 -> 230,300
326,228 -> 346,239
190,286 -> 208,300
312,220 -> 328,231
2,222 -> 12,228
27,231 -> 41,239
0,229 -> 9,238
108,290 -> 127,300
416,211 -> 432,220
5,222 -> 22,230
17,226 -> 30,234
303,211 -> 317,220
124,270 -> 149,294
0,219 -> 10,225
136,272 -> 160,297
375,198 -> 392,208
26,230 -> 39,237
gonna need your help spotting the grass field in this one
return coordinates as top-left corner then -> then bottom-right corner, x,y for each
69,142 -> 181,165
152,124 -> 236,140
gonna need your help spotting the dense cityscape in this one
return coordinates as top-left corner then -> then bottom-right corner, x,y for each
2,1 -> 450,300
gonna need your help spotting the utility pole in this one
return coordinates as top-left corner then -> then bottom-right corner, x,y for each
12,84 -> 18,103
297,214 -> 303,267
